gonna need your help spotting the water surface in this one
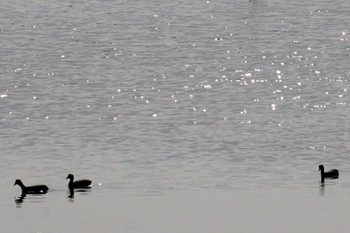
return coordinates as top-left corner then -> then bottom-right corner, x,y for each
1,0 -> 350,232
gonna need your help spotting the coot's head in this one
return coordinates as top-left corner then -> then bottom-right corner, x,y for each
66,174 -> 74,180
14,179 -> 23,186
318,165 -> 324,172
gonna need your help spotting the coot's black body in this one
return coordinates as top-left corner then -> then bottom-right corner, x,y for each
66,174 -> 92,189
319,164 -> 339,182
14,179 -> 49,195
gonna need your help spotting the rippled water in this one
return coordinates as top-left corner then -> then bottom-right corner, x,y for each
1,0 -> 350,232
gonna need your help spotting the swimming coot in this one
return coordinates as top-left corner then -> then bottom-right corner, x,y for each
319,164 -> 339,182
66,174 -> 92,189
14,179 -> 49,194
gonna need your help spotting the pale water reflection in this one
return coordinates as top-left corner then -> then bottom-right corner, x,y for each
6,186 -> 350,233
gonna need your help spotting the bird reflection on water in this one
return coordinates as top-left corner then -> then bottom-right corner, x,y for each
319,182 -> 325,196
14,193 -> 48,207
318,177 -> 340,197
67,188 -> 91,200
14,194 -> 26,206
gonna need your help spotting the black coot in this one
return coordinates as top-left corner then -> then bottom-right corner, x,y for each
14,179 -> 49,195
319,164 -> 339,182
66,174 -> 92,189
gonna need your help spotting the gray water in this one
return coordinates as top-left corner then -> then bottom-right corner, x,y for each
1,0 -> 350,232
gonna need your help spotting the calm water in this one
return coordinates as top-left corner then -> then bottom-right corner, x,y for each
1,0 -> 350,232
